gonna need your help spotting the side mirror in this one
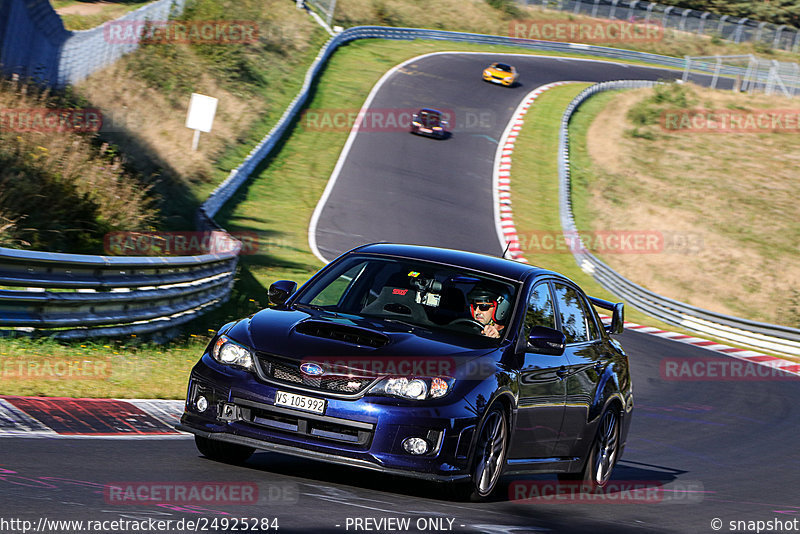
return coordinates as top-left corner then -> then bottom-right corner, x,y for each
268,280 -> 297,306
527,326 -> 566,356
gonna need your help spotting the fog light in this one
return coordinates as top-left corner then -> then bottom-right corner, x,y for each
402,437 -> 429,455
196,395 -> 208,412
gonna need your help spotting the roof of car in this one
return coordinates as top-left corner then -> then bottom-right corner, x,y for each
348,243 -> 561,282
419,108 -> 442,115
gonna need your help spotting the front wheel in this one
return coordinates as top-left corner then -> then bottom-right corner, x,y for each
560,408 -> 620,489
457,406 -> 508,501
194,435 -> 255,465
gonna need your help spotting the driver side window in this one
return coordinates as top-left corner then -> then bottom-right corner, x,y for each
524,283 -> 556,338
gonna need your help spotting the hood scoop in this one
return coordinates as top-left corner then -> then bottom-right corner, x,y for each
295,320 -> 390,348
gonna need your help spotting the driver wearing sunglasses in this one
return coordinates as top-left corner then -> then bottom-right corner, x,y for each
469,289 -> 506,339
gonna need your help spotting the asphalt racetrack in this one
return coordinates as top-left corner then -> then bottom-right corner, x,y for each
310,52 -> 729,262
1,54 -> 790,534
3,330 -> 799,533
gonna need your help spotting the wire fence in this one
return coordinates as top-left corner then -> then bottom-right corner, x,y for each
517,0 -> 800,52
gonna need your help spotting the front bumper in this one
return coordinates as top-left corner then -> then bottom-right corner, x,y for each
483,74 -> 514,86
179,360 -> 479,482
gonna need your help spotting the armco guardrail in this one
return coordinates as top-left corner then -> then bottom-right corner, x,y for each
0,246 -> 238,340
3,24 -> 793,340
557,80 -> 800,356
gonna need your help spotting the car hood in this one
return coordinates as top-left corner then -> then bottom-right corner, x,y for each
486,68 -> 513,77
224,308 -> 502,374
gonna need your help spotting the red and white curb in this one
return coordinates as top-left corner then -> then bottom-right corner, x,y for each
493,81 -> 579,265
0,397 -> 187,438
493,82 -> 800,379
620,319 -> 800,377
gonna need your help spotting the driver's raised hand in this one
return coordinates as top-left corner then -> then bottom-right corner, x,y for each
482,324 -> 501,338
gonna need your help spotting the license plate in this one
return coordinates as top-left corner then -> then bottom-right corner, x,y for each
275,391 -> 326,414
419,127 -> 431,132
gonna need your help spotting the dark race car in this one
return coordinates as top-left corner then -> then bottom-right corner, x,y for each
410,108 -> 449,138
178,244 -> 632,501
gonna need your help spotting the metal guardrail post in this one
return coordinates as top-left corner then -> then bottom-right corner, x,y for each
627,1 -> 639,21
679,9 -> 691,32
717,15 -> 729,37
734,18 -> 748,43
644,2 -> 656,25
773,25 -> 786,50
755,21 -> 767,43
609,0 -> 619,20
662,6 -> 674,29
698,12 -> 709,35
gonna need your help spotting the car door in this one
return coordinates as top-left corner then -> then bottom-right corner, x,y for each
550,281 -> 606,458
507,281 -> 568,460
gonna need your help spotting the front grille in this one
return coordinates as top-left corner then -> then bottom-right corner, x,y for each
256,353 -> 377,395
234,397 -> 374,448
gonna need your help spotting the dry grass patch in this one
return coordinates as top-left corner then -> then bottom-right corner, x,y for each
0,79 -> 156,252
574,83 -> 800,325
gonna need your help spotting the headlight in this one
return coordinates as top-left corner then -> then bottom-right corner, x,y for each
211,335 -> 254,370
370,376 -> 453,400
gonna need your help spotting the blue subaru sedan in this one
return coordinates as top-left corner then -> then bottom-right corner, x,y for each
178,243 -> 632,500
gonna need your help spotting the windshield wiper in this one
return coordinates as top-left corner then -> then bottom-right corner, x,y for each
294,303 -> 339,315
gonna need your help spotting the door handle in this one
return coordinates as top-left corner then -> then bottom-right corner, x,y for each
556,366 -> 568,379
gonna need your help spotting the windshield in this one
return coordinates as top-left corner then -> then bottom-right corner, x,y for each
295,255 -> 519,341
419,111 -> 440,127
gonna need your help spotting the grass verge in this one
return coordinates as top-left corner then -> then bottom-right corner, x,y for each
0,336 -> 208,398
571,82 -> 800,327
52,0 -> 155,31
509,83 -> 799,358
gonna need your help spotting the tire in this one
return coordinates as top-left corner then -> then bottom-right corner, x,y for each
194,435 -> 255,465
456,406 -> 508,501
559,408 -> 620,490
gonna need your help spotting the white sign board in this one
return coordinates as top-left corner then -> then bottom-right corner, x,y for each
185,93 -> 218,133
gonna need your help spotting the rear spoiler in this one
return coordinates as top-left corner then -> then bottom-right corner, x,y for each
588,296 -> 624,335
